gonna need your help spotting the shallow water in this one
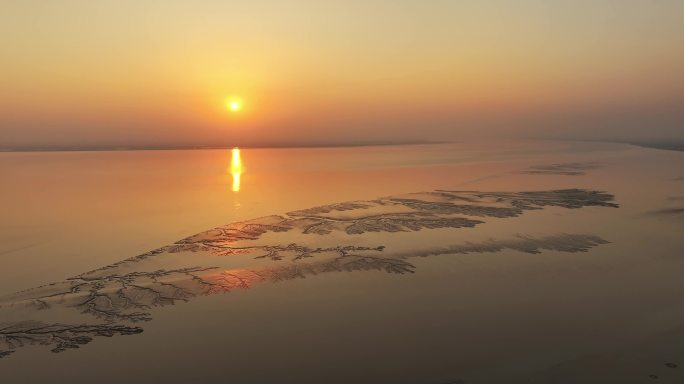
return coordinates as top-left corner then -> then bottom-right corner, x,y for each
1,141 -> 683,383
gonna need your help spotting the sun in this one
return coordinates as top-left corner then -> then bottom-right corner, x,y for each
226,98 -> 242,112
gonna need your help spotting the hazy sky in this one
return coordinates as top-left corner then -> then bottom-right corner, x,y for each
2,0 -> 683,148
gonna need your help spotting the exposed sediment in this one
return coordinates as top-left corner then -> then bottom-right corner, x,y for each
0,188 -> 618,359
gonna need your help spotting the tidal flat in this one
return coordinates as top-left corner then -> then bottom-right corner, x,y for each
1,141 -> 683,383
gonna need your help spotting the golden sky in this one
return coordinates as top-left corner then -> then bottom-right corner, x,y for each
1,0 -> 683,148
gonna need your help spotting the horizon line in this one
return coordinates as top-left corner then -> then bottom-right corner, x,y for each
0,139 -> 449,153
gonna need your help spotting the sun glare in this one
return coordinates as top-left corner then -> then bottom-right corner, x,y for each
230,147 -> 242,192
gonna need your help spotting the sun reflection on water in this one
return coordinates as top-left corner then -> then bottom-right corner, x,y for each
230,147 -> 242,192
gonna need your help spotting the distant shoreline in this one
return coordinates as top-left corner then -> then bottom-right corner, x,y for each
630,142 -> 684,152
0,140 -> 448,153
5,140 -> 682,154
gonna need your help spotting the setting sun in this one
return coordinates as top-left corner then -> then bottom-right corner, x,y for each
226,99 -> 242,112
